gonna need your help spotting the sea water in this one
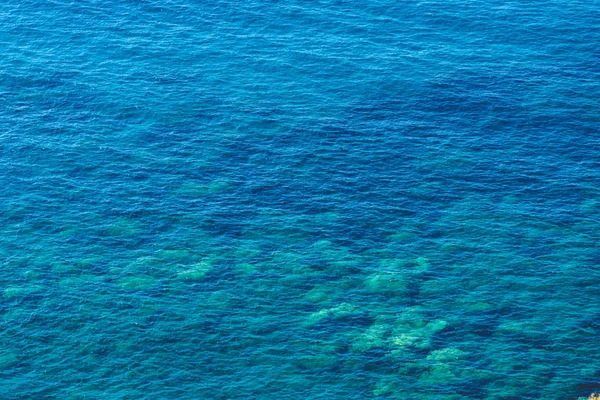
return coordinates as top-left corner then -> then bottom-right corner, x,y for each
1,0 -> 599,398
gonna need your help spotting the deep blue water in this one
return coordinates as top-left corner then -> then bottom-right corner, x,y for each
1,1 -> 600,398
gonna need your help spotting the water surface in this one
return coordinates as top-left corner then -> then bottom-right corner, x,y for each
1,1 -> 599,398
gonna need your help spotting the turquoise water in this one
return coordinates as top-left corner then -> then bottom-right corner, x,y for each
1,1 -> 599,398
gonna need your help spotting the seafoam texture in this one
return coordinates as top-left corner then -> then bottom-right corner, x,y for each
1,0 -> 599,399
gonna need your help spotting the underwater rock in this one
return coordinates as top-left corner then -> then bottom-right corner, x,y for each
373,378 -> 395,396
3,287 -> 28,299
157,249 -> 193,261
234,262 -> 256,274
177,261 -> 212,281
419,363 -> 457,385
389,231 -> 417,242
394,306 -> 427,328
465,301 -> 493,312
303,285 -> 337,303
75,257 -> 104,269
311,240 -> 333,250
351,321 -> 390,352
497,320 -> 545,337
390,317 -> 448,351
580,199 -> 598,213
440,240 -> 466,253
390,332 -> 419,347
108,218 -> 143,238
426,347 -> 466,361
364,272 -> 405,294
51,262 -> 76,274
176,180 -> 230,196
424,319 -> 448,333
23,270 -> 41,280
304,303 -> 359,326
414,256 -> 430,271
0,352 -> 18,369
459,367 -> 494,381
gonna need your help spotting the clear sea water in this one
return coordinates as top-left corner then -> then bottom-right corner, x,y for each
1,1 -> 599,399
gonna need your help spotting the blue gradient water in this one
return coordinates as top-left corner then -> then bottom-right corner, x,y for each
1,1 -> 599,398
